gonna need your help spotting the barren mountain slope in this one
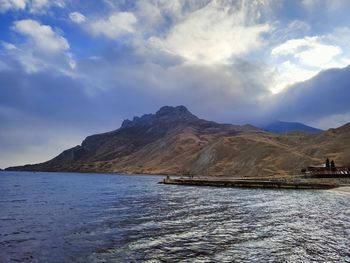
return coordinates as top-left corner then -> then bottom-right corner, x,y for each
6,106 -> 350,177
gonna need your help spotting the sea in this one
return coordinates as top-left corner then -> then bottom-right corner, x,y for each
1,171 -> 350,262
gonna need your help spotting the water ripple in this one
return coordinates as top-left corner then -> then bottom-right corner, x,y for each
1,172 -> 350,262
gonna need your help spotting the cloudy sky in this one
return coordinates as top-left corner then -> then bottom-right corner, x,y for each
1,0 -> 350,168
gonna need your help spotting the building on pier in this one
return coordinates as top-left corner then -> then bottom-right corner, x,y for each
301,159 -> 350,177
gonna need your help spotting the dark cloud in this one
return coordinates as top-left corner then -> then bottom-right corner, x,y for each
2,23 -> 350,168
269,65 -> 350,124
0,44 -> 274,167
69,43 -> 275,123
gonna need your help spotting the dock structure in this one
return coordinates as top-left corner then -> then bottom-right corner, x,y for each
160,158 -> 350,190
161,176 -> 339,190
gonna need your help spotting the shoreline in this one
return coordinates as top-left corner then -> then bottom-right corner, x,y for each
0,170 -> 173,177
3,171 -> 350,192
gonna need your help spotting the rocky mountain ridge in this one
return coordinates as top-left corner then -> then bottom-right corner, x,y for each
6,106 -> 350,177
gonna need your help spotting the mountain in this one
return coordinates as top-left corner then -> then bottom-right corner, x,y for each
262,121 -> 323,133
6,106 -> 350,177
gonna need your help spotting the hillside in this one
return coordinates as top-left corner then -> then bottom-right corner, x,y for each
6,106 -> 350,177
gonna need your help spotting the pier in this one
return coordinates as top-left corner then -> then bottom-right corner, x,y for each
160,176 -> 339,190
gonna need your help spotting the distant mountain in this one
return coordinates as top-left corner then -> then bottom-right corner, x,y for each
6,106 -> 350,177
262,121 -> 323,133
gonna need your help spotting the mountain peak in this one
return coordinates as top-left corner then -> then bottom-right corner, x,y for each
156,105 -> 197,119
121,105 -> 198,129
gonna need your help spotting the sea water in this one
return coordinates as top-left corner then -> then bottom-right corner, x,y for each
1,171 -> 350,262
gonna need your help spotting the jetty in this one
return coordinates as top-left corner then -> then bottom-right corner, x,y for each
160,176 -> 340,190
160,159 -> 350,190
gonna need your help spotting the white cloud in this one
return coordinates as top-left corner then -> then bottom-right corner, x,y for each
0,0 -> 26,12
70,1 -> 273,65
148,1 -> 270,65
69,12 -> 86,24
13,19 -> 69,53
9,47 -> 75,74
296,45 -> 341,68
30,0 -> 65,13
272,37 -> 312,56
89,12 -> 137,39
271,36 -> 341,67
1,41 -> 16,50
0,0 -> 65,13
270,36 -> 349,93
271,61 -> 316,93
0,0 -> 24,11
9,19 -> 75,74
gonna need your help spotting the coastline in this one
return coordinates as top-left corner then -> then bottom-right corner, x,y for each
0,170 -> 173,177
3,171 -> 350,192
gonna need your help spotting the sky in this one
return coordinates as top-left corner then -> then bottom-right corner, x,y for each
1,0 -> 350,168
